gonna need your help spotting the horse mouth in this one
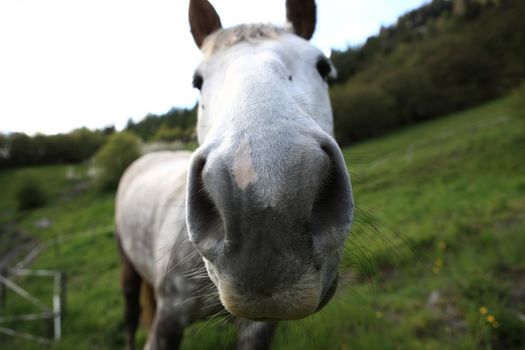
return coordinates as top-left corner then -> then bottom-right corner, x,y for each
315,273 -> 338,312
241,275 -> 338,322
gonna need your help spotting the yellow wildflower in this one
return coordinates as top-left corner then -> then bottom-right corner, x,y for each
479,306 -> 488,315
487,315 -> 495,323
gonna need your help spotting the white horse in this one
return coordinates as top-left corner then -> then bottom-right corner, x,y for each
115,0 -> 353,349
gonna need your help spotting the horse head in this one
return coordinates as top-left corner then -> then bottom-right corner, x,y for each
186,0 -> 353,321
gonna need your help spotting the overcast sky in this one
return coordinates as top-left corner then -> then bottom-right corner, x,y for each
0,0 -> 429,135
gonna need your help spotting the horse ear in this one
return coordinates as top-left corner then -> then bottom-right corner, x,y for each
286,0 -> 316,40
189,0 -> 222,48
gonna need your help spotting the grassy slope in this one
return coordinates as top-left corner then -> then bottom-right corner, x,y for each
1,97 -> 524,349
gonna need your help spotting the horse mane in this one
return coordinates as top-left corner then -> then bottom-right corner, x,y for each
201,23 -> 291,56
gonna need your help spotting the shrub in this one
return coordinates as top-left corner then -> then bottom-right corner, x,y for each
510,81 -> 525,121
152,124 -> 192,143
15,175 -> 47,210
331,85 -> 397,145
0,129 -> 107,169
380,66 -> 440,124
92,132 -> 141,191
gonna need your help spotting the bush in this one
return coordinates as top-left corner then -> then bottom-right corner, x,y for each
15,175 -> 47,210
510,82 -> 525,121
380,66 -> 440,124
152,124 -> 193,143
331,85 -> 397,145
92,132 -> 141,191
0,129 -> 107,169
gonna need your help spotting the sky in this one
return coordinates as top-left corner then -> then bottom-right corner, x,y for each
0,0 -> 430,135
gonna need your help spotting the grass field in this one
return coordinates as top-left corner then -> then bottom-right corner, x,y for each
1,96 -> 524,349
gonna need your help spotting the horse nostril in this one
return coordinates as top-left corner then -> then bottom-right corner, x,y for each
311,141 -> 353,241
186,155 -> 224,251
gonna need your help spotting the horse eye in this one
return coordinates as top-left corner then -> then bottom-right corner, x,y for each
316,58 -> 332,82
193,73 -> 204,90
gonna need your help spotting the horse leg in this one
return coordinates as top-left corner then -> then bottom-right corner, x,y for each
145,301 -> 184,350
236,320 -> 277,350
117,238 -> 142,350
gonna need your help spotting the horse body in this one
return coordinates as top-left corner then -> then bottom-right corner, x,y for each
117,151 -> 276,349
116,1 -> 354,349
116,151 -> 223,318
116,152 -> 190,285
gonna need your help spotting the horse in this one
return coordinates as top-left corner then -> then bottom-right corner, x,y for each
115,0 -> 354,349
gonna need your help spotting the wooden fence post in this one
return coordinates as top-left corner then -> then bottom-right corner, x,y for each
60,273 -> 67,317
53,273 -> 61,340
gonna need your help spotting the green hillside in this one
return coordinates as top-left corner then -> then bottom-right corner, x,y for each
331,0 -> 525,144
1,96 -> 524,349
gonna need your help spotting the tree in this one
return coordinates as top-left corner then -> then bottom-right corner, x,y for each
331,85 -> 397,145
92,132 -> 142,191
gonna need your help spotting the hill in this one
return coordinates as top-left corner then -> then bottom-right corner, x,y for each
1,95 -> 523,349
330,0 -> 525,145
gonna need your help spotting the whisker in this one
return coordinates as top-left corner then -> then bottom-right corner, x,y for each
210,311 -> 232,328
161,224 -> 188,285
162,250 -> 201,276
222,315 -> 238,350
200,300 -> 223,310
195,309 -> 231,335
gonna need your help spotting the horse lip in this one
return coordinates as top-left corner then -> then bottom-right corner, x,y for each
316,273 -> 338,312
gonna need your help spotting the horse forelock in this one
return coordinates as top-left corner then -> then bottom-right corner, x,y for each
201,23 -> 291,57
